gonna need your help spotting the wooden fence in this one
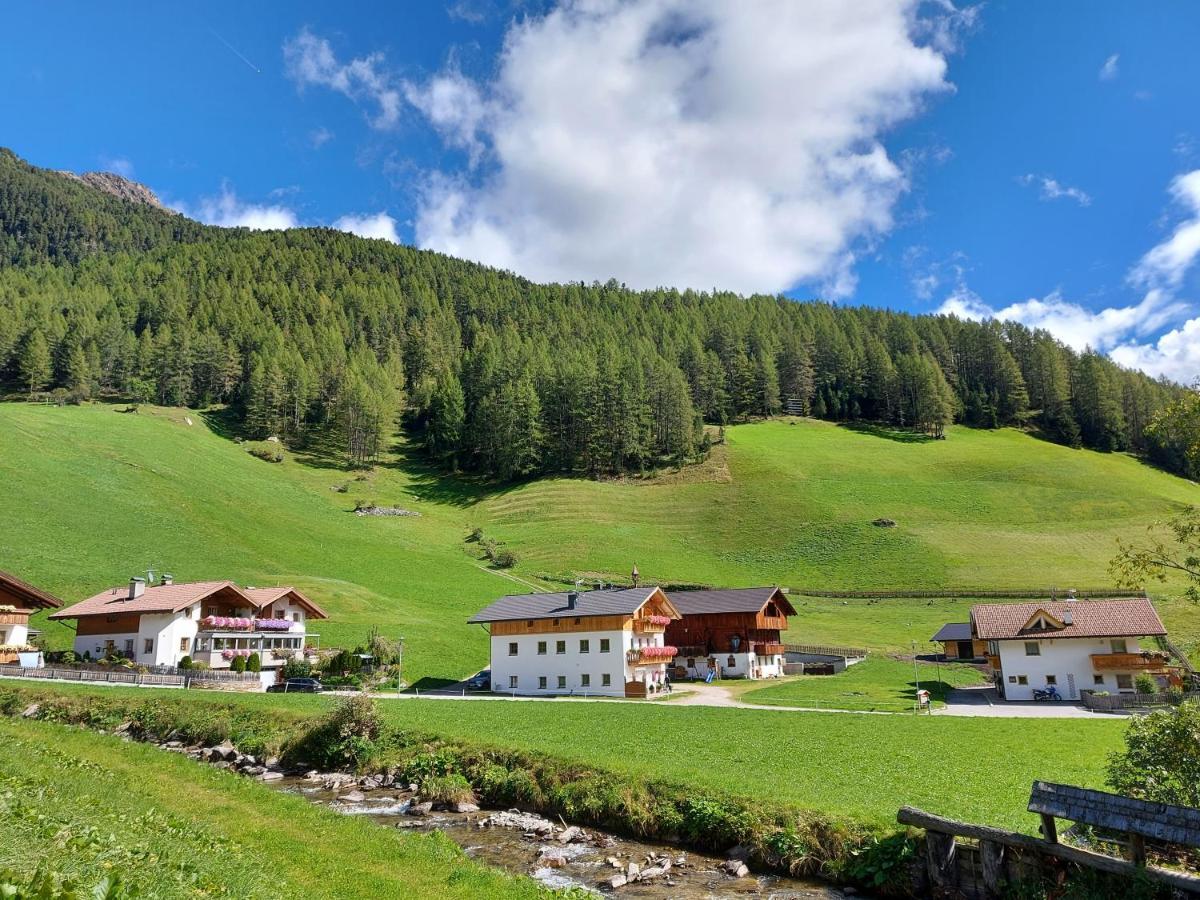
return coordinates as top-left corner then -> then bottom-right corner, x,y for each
783,643 -> 868,659
788,588 -> 1147,600
1080,690 -> 1200,711
0,665 -> 261,689
900,781 -> 1200,898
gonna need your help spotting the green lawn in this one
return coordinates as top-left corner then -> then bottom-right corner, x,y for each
2,403 -> 1197,683
0,717 -> 546,899
4,683 -> 1125,834
739,657 -> 989,712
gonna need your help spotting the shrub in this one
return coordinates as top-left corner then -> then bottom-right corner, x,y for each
421,773 -> 475,805
290,695 -> 383,771
492,548 -> 518,569
281,659 -> 312,680
249,446 -> 283,463
401,749 -> 459,785
230,655 -> 247,673
466,526 -> 484,543
1107,700 -> 1200,807
845,833 -> 917,891
246,652 -> 261,673
178,655 -> 192,670
1134,673 -> 1158,695
1166,685 -> 1186,706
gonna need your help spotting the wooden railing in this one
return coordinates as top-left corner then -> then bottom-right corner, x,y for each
632,620 -> 667,634
1081,690 -> 1200,710
0,612 -> 31,625
1090,652 -> 1170,671
752,642 -> 785,656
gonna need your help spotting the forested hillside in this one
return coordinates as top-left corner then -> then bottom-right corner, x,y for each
0,148 -> 1196,480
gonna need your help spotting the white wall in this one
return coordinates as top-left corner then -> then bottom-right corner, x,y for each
74,631 -> 139,659
675,651 -> 784,680
3,622 -> 29,646
996,636 -> 1146,701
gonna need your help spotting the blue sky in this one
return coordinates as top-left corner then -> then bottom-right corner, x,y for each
3,1 -> 1199,382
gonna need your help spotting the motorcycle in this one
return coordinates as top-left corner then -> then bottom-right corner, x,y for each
1032,685 -> 1062,701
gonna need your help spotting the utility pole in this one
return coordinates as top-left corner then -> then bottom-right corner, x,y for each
912,639 -> 921,715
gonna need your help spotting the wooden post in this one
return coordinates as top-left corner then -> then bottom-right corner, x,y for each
980,840 -> 1008,897
1040,813 -> 1058,844
1129,833 -> 1146,866
925,830 -> 959,895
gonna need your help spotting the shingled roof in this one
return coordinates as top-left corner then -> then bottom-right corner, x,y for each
970,598 -> 1166,641
49,580 -> 327,620
931,622 -> 973,642
0,569 -> 63,609
468,587 -> 678,624
665,587 -> 797,617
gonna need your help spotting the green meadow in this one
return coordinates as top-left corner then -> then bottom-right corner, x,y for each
0,717 -> 546,899
1,402 -> 1197,682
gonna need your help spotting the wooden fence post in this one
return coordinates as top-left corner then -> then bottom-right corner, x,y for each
926,830 -> 959,895
980,840 -> 1007,897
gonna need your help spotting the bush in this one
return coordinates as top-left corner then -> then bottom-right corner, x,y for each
492,548 -> 518,569
249,446 -> 283,463
290,695 -> 383,770
230,655 -> 247,673
281,659 -> 312,680
178,655 -> 192,670
246,652 -> 261,673
1134,673 -> 1158,695
420,773 -> 475,805
1107,700 -> 1200,807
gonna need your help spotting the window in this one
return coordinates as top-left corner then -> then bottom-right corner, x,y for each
106,614 -> 118,623
552,618 -> 560,626
1016,675 -> 1028,685
1024,641 -> 1040,656
292,612 -> 301,622
727,655 -> 736,668
179,637 -> 189,652
538,676 -> 547,690
1110,639 -> 1128,654
508,675 -> 518,689
602,673 -> 611,687
1007,675 -> 1017,683
600,638 -> 610,653
557,675 -> 566,689
1093,675 -> 1105,686
123,639 -> 134,654
1116,674 -> 1133,690
579,639 -> 590,654
508,642 -> 518,656
0,630 -> 6,644
556,640 -> 566,654
527,619 -> 534,628
581,674 -> 591,687
537,641 -> 547,655
686,658 -> 695,668
574,617 -> 581,625
1045,675 -> 1057,685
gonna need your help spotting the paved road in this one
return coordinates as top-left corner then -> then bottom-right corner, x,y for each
934,685 -> 1116,718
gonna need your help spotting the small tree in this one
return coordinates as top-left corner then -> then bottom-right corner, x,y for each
230,654 -> 247,673
1107,700 -> 1200,807
246,652 -> 262,672
1111,505 -> 1200,603
1134,673 -> 1158,695
178,655 -> 192,670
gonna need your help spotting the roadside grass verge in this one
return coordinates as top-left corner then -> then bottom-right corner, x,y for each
0,718 -> 549,900
740,657 -> 989,712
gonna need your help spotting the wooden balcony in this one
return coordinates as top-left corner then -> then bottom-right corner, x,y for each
0,611 -> 31,625
752,642 -> 785,656
626,647 -> 677,666
633,619 -> 667,634
1091,652 -> 1170,672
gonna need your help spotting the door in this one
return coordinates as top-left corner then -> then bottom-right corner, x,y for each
956,641 -> 975,659
1066,673 -> 1077,701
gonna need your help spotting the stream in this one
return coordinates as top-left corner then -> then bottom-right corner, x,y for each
277,777 -> 853,898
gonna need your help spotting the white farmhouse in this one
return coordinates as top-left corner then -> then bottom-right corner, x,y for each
0,569 -> 63,663
49,576 -> 326,670
971,597 -> 1169,701
468,587 -> 681,698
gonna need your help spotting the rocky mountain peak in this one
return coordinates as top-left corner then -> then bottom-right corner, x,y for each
59,169 -> 164,209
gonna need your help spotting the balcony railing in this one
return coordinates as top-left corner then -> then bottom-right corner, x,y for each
752,642 -> 785,656
1091,652 -> 1171,672
627,646 -> 678,665
633,619 -> 668,634
0,612 -> 31,626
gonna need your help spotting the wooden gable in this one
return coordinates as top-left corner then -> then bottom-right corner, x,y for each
1021,609 -> 1066,633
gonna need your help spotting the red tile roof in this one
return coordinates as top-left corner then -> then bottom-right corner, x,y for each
0,570 -> 63,609
970,598 -> 1166,641
48,581 -> 244,619
244,586 -> 328,619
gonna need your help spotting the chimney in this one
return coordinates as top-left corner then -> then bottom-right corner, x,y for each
567,591 -> 578,610
1066,589 -> 1077,602
161,573 -> 174,586
128,577 -> 146,600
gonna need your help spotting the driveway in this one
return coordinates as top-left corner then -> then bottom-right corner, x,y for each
935,685 -> 1113,718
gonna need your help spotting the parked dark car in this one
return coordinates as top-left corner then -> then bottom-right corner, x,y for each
465,670 -> 491,691
267,677 -> 324,694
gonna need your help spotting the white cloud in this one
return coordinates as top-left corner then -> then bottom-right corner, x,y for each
1129,169 -> 1200,290
939,168 -> 1200,385
292,2 -> 962,295
99,156 -> 135,179
283,29 -> 402,129
1017,173 -> 1091,207
179,185 -> 299,230
1099,53 -> 1119,81
333,211 -> 401,242
309,127 -> 335,149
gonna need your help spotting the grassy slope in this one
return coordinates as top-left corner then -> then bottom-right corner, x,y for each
1,404 -> 1197,682
738,657 -> 989,712
4,684 -> 1123,833
0,718 -> 545,899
